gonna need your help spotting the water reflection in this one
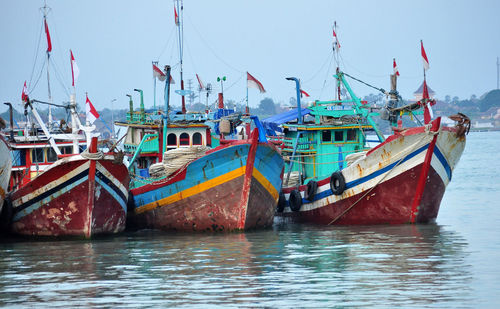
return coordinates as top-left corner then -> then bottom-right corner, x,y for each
0,224 -> 473,307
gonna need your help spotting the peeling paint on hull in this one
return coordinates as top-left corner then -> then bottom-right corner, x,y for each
130,131 -> 284,232
9,156 -> 129,238
278,121 -> 466,225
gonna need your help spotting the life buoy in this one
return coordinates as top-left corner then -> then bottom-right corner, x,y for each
305,180 -> 318,201
277,191 -> 286,213
289,190 -> 302,212
330,171 -> 346,195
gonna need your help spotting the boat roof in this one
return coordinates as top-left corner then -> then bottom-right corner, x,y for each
262,108 -> 311,134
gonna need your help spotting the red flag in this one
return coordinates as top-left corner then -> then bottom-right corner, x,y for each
86,94 -> 99,124
174,6 -> 179,25
196,74 -> 205,90
153,64 -> 166,81
421,40 -> 429,70
152,64 -> 175,83
300,89 -> 310,97
393,58 -> 400,76
44,19 -> 52,52
247,72 -> 266,93
421,80 -> 436,123
21,81 -> 28,102
70,50 -> 80,87
332,29 -> 341,50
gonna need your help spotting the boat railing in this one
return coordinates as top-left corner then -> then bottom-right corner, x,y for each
124,133 -> 159,154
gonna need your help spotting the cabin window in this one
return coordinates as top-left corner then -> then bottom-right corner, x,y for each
60,146 -> 72,154
167,133 -> 177,146
32,148 -> 44,163
334,131 -> 344,142
322,130 -> 331,142
47,148 -> 58,162
346,129 -> 357,141
11,150 -> 26,166
192,132 -> 202,145
179,133 -> 190,146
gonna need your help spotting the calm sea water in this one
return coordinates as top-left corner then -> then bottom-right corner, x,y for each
1,131 -> 499,308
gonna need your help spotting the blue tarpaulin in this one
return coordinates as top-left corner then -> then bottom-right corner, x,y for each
262,108 -> 311,135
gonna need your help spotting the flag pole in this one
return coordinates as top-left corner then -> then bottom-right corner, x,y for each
246,72 -> 249,114
153,61 -> 158,110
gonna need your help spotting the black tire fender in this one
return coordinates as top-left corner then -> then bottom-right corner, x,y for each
277,191 -> 286,213
330,171 -> 346,195
305,180 -> 318,201
289,190 -> 303,212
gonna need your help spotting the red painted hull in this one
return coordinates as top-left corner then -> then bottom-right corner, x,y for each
282,164 -> 445,225
131,174 -> 276,231
278,118 -> 466,225
130,129 -> 284,232
9,155 -> 129,238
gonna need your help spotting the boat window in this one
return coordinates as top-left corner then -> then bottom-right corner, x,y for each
179,133 -> 190,146
60,146 -> 72,154
322,130 -> 331,142
47,148 -> 58,162
167,133 -> 177,146
193,132 -> 202,145
346,129 -> 357,141
32,148 -> 44,163
334,131 -> 344,142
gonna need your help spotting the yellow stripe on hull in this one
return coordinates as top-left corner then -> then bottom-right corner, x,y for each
136,166 -> 280,214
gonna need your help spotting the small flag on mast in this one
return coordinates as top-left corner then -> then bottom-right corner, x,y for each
393,58 -> 400,76
247,72 -> 266,93
332,29 -> 341,50
421,40 -> 430,71
44,19 -> 52,52
152,64 -> 175,83
153,64 -> 166,81
21,81 -> 28,102
300,89 -> 310,97
70,50 -> 80,87
174,6 -> 179,25
86,94 -> 100,125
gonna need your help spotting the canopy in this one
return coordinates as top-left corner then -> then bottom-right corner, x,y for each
262,108 -> 311,135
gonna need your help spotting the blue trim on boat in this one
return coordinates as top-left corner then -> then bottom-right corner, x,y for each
12,172 -> 89,222
296,143 -> 432,205
433,146 -> 452,181
95,177 -> 127,213
95,169 -> 128,208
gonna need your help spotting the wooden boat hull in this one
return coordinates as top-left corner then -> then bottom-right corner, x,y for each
9,155 -> 129,237
277,118 -> 466,224
130,131 -> 284,231
0,135 -> 12,215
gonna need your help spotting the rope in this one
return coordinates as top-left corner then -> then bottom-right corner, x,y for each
343,72 -> 386,95
327,131 -> 434,225
80,149 -> 104,160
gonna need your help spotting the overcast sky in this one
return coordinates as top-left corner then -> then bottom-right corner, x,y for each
1,0 -> 499,113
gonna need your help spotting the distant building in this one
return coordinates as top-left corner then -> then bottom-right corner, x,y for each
413,81 -> 436,101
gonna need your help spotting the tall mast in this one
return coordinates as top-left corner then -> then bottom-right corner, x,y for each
333,21 -> 341,100
42,2 -> 53,126
175,0 -> 186,114
153,60 -> 158,109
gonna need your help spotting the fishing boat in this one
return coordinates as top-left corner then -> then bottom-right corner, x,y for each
266,42 -> 469,225
127,66 -> 284,231
1,3 -> 129,237
0,118 -> 12,217
3,98 -> 129,237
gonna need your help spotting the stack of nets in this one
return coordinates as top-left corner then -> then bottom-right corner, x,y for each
149,146 -> 211,178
